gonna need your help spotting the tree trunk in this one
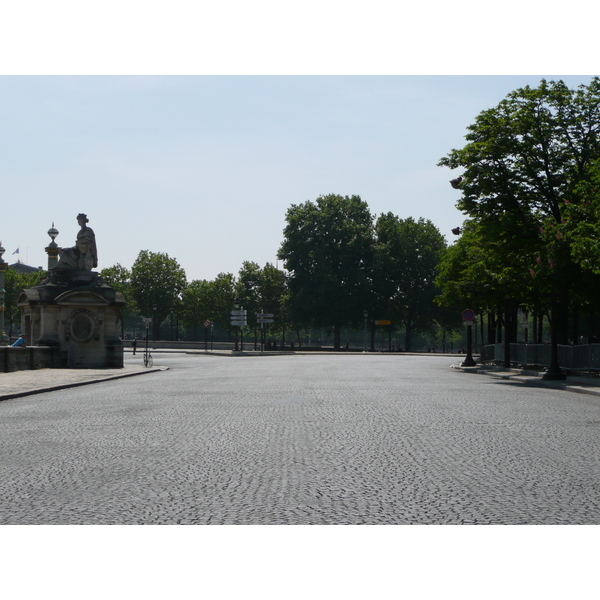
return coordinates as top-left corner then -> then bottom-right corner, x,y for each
487,311 -> 496,344
496,311 -> 503,344
503,301 -> 511,368
480,313 -> 485,349
334,321 -> 341,350
557,290 -> 569,345
405,322 -> 412,352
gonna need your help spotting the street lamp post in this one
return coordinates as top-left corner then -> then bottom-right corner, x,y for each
449,179 -> 477,367
462,309 -> 477,367
363,311 -> 368,352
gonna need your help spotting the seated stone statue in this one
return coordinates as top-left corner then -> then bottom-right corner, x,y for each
56,234 -> 95,271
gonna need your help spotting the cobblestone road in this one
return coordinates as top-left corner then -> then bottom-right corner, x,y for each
1,353 -> 599,524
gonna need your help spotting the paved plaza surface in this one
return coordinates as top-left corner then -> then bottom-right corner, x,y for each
1,353 -> 599,524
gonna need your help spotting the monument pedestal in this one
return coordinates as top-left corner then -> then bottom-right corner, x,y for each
18,270 -> 125,368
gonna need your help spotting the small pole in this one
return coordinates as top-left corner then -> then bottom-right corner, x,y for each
462,322 -> 476,366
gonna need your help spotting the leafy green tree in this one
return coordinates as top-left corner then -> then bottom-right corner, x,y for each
258,262 -> 288,323
100,263 -> 140,337
278,194 -> 375,349
439,78 -> 600,227
235,261 -> 262,329
4,267 -> 46,335
375,214 -> 447,351
130,251 -> 187,340
181,279 -> 213,340
438,78 -> 600,345
435,220 -> 534,348
179,274 -> 237,340
204,273 -> 237,334
233,262 -> 289,345
555,160 -> 600,274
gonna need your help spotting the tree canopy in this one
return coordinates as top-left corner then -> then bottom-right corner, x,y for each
437,78 -> 600,346
130,250 -> 187,340
278,194 -> 375,349
375,214 -> 447,350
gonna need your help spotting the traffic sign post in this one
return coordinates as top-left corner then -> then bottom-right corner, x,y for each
230,309 -> 247,328
231,308 -> 247,351
254,313 -> 275,351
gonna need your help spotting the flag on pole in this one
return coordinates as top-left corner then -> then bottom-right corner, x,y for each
12,248 -> 19,254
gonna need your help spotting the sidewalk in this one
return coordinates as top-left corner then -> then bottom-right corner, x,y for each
452,363 -> 600,398
0,363 -> 167,402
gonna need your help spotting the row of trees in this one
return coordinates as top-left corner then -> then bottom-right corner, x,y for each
12,78 -> 598,356
435,78 -> 600,360
96,197 -> 455,350
279,195 -> 451,349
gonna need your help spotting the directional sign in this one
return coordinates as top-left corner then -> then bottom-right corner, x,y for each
375,320 -> 391,325
231,320 -> 247,327
256,313 -> 274,318
257,318 -> 274,324
231,309 -> 247,316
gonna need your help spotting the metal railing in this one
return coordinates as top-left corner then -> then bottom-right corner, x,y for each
480,343 -> 600,372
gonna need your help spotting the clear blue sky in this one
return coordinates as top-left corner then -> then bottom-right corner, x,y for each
3,75 -> 596,280
2,4 -> 596,282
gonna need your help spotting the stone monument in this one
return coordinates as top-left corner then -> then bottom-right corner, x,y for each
17,215 -> 125,368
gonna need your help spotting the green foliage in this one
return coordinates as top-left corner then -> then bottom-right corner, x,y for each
208,273 -> 237,329
375,214 -> 447,350
180,279 -> 212,339
235,261 -> 263,327
437,78 -> 600,342
278,194 -> 375,348
555,161 -> 600,274
130,251 -> 187,340
235,261 -> 289,332
180,274 -> 240,337
100,263 -> 141,336
258,263 -> 288,328
436,220 -> 535,312
439,78 -> 600,229
100,263 -> 137,312
4,267 -> 46,332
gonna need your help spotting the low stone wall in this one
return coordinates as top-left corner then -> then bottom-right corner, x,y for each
1,346 -> 60,373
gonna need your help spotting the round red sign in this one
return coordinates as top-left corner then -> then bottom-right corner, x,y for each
462,309 -> 475,321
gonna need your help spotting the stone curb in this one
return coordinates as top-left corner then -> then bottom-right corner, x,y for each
0,366 -> 169,402
451,363 -> 600,398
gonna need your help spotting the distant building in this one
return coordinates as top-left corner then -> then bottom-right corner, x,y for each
9,261 -> 43,275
